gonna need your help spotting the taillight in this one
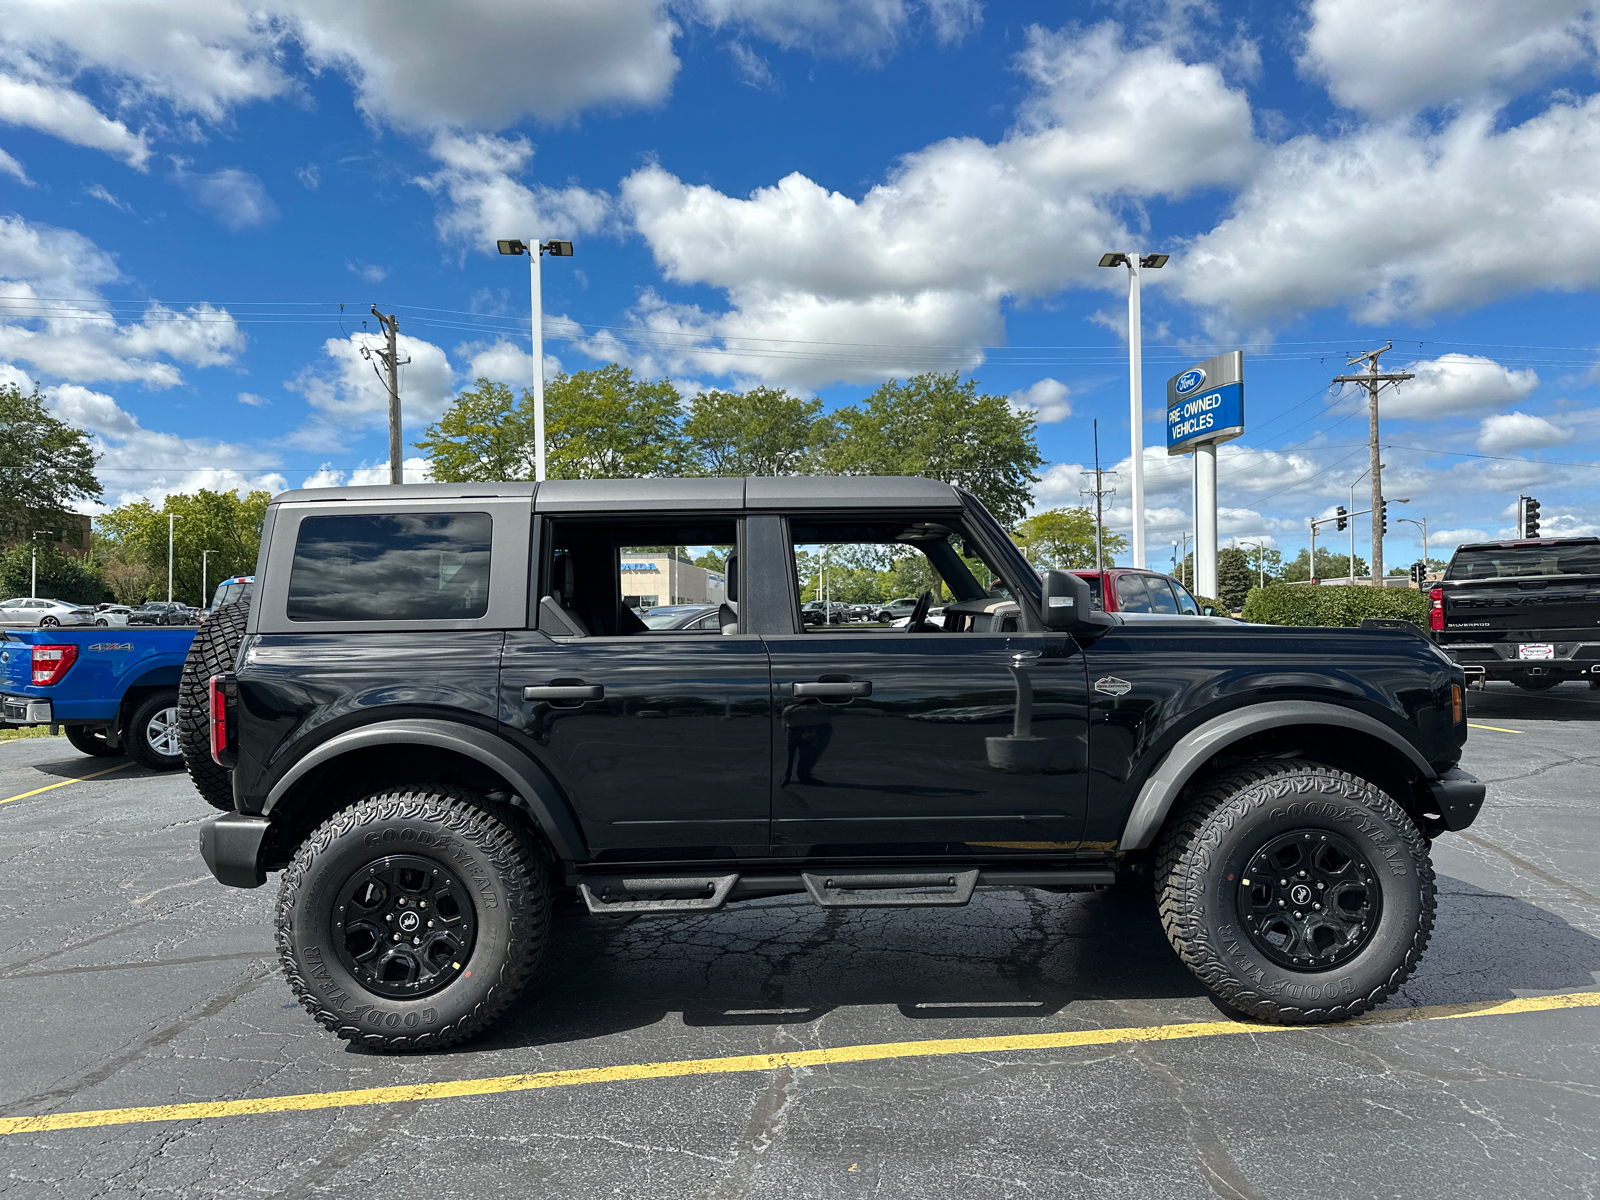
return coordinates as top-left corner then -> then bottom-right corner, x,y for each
1429,587 -> 1444,632
209,675 -> 228,765
31,645 -> 78,686
1451,683 -> 1463,724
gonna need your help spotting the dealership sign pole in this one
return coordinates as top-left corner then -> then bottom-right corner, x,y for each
1167,351 -> 1245,599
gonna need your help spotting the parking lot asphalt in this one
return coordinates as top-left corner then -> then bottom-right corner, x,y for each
1,685 -> 1597,1200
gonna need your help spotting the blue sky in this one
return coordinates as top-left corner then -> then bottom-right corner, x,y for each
4,0 -> 1600,571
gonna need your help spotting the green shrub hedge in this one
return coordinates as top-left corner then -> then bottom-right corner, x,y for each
1241,584 -> 1428,627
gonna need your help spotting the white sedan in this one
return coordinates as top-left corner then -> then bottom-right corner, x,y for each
0,597 -> 96,627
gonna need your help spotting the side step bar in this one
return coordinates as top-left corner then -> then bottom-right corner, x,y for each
576,866 -> 1116,914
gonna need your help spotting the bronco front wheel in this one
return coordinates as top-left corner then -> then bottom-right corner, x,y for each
1155,760 -> 1435,1024
276,787 -> 551,1051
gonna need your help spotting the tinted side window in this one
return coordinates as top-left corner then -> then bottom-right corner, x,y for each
1146,577 -> 1179,614
288,513 -> 492,622
1174,583 -> 1200,615
1115,573 -> 1152,613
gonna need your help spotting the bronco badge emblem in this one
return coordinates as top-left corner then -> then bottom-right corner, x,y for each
1094,677 -> 1132,697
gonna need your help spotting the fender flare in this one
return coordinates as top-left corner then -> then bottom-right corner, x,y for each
1118,700 -> 1435,851
262,718 -> 588,863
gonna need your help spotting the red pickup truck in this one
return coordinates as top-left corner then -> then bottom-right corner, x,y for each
1070,567 -> 1216,616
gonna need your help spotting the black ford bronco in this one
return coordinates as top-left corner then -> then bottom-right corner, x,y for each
192,477 -> 1484,1050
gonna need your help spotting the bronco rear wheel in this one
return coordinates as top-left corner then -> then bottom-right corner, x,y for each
1155,760 -> 1435,1024
276,787 -> 551,1051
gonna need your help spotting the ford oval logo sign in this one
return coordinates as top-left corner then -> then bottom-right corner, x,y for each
1175,368 -> 1206,396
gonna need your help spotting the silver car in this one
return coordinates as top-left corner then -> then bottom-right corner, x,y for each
0,597 -> 96,627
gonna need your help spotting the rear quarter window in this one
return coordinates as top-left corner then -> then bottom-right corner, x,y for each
287,512 -> 492,622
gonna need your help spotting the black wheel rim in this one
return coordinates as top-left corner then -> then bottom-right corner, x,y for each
1236,829 -> 1382,971
332,854 -> 478,999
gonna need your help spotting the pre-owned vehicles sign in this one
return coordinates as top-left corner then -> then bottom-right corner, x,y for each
1167,351 -> 1244,455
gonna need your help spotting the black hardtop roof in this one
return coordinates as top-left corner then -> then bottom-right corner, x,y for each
270,475 -> 962,511
1454,536 -> 1600,551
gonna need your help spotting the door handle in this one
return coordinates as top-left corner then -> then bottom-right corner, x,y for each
791,680 -> 871,698
523,684 -> 604,702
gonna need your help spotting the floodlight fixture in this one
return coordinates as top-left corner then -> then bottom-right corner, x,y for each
543,240 -> 574,257
1139,253 -> 1170,269
497,239 -> 529,256
1098,252 -> 1129,268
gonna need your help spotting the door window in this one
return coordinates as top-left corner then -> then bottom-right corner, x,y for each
1145,576 -> 1180,614
1114,573 -> 1152,612
544,518 -> 735,635
1173,582 -> 1200,614
786,516 -> 1019,633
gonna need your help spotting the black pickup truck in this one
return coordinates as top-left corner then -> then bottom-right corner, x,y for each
192,477 -> 1482,1051
1430,536 -> 1600,690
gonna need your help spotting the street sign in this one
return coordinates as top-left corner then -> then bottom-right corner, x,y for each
1166,350 -> 1244,455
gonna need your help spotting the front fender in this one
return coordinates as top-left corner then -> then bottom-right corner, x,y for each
262,718 -> 588,863
1118,700 -> 1435,850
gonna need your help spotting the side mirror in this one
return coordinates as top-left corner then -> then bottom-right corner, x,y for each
1202,605 -> 1218,617
1040,570 -> 1113,633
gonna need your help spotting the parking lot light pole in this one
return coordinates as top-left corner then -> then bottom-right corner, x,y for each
1099,251 -> 1168,569
1398,515 -> 1427,577
167,513 -> 181,602
202,550 -> 218,608
497,238 -> 574,482
30,530 -> 52,598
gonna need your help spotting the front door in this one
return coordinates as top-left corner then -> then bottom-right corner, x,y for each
766,513 -> 1090,858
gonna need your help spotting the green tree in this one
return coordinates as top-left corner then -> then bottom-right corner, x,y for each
1282,547 -> 1369,582
0,542 -> 105,604
683,387 -> 836,476
824,373 -> 1042,526
0,383 -> 101,549
1013,507 -> 1128,569
95,489 -> 271,607
1216,547 -> 1254,611
547,365 -> 687,479
414,379 -> 534,483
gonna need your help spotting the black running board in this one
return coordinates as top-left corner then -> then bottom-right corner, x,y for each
575,866 -> 1115,914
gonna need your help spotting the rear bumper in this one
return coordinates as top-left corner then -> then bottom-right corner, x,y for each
199,813 -> 270,888
1427,766 -> 1485,832
1440,641 -> 1600,681
1,695 -> 51,725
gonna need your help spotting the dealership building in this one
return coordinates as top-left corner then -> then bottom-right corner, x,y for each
619,555 -> 726,610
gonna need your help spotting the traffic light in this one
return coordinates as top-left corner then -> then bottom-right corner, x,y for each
1380,500 -> 1389,535
1335,505 -> 1347,532
1410,561 -> 1425,585
1523,496 -> 1541,538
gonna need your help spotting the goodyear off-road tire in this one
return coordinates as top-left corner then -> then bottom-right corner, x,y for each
276,788 -> 551,1052
1154,760 -> 1435,1024
178,600 -> 249,811
64,725 -> 122,757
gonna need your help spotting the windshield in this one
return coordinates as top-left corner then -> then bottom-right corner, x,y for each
1446,543 -> 1600,580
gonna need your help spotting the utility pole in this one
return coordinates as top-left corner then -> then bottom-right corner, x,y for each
167,512 -> 179,602
1333,342 -> 1413,584
366,306 -> 409,485
202,549 -> 217,610
1081,419 -> 1117,572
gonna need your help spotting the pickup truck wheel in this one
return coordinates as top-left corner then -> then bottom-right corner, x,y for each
64,725 -> 122,757
276,788 -> 551,1051
1154,760 -> 1435,1024
126,691 -> 184,770
178,601 -> 250,811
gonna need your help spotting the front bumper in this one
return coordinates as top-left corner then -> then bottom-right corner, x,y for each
1428,766 -> 1485,831
199,813 -> 271,888
1,695 -> 51,725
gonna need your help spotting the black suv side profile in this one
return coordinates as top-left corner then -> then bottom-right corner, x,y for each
197,477 -> 1482,1051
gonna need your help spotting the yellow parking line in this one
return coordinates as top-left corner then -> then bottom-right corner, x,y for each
3,989 -> 1595,1136
0,761 -> 132,807
1469,722 -> 1522,734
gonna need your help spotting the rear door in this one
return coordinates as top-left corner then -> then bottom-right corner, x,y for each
499,514 -> 772,861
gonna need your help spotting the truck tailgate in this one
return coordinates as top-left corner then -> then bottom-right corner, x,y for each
1443,574 -> 1600,636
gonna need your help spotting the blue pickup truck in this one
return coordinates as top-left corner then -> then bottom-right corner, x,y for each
0,627 -> 197,769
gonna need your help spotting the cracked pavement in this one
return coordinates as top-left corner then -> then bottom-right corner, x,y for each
1,682 -> 1597,1199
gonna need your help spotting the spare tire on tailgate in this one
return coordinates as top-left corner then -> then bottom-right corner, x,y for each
179,600 -> 250,811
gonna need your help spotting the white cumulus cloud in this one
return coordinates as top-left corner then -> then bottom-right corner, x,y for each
1476,411 -> 1573,454
1010,377 -> 1071,423
1378,355 -> 1539,419
414,131 -> 610,251
172,163 -> 279,231
0,71 -> 150,169
285,331 -> 456,450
